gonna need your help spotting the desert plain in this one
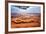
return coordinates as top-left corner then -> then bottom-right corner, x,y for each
11,13 -> 41,28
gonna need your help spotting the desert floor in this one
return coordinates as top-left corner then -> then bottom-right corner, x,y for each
11,14 -> 41,28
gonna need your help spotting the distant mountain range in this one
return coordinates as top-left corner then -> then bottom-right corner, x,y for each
11,13 -> 40,17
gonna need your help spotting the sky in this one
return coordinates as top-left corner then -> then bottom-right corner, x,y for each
11,5 -> 41,13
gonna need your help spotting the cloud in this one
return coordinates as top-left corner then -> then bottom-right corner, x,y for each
26,6 -> 41,13
11,6 -> 40,13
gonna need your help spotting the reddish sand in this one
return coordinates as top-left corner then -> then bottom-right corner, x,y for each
11,15 -> 41,28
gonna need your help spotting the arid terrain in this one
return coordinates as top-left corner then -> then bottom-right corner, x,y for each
11,13 -> 41,28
